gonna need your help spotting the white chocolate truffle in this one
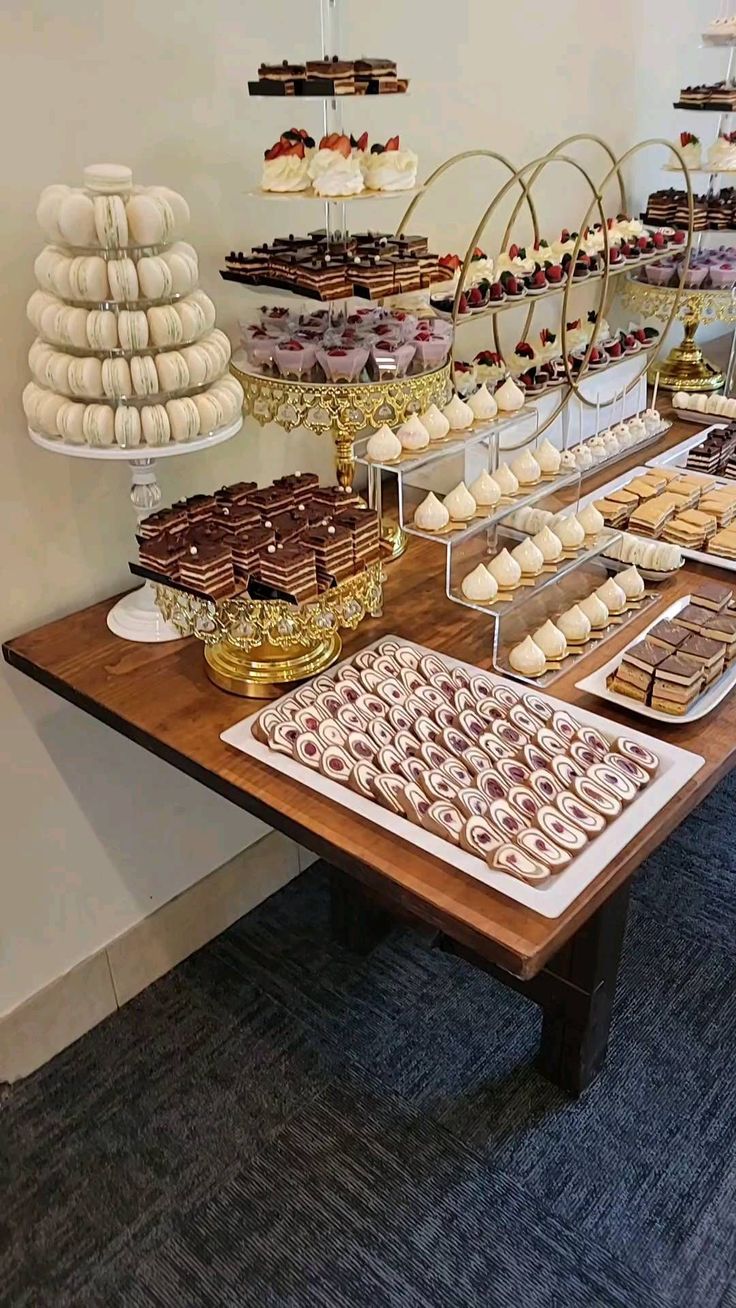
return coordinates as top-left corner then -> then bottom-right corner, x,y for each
556,604 -> 592,644
493,463 -> 519,495
509,636 -> 546,677
366,424 -> 402,462
487,547 -> 522,589
628,416 -> 647,442
596,576 -> 627,614
612,422 -> 630,446
617,565 -> 645,599
467,383 -> 498,421
398,413 -> 430,451
414,491 -> 450,532
510,449 -> 541,485
575,444 -> 594,470
694,394 -> 709,414
535,438 -> 561,475
643,408 -> 661,435
419,403 -> 450,442
468,470 -> 501,506
442,393 -> 474,430
560,449 -> 577,471
461,563 -> 498,602
531,525 -> 563,563
533,620 -> 567,661
443,481 -> 477,521
554,515 -> 586,549
495,376 -> 525,412
577,503 -> 605,536
603,430 -> 621,456
511,537 -> 545,575
578,592 -> 609,629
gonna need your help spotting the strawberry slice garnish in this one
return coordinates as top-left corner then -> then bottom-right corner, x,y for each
439,253 -> 462,270
385,135 -> 400,151
350,131 -> 369,151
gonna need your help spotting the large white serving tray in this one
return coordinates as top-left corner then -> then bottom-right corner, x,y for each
221,636 -> 703,919
646,424 -> 733,472
576,594 -> 736,723
671,408 -> 731,427
577,463 -> 736,574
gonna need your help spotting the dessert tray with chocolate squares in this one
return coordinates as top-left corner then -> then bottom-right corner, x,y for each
222,637 -> 702,917
646,424 -> 736,482
576,583 -> 736,723
576,465 -> 736,573
249,57 -> 409,97
130,476 -> 380,605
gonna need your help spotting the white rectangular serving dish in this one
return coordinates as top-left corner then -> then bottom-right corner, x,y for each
672,409 -> 732,427
221,636 -> 703,919
577,464 -> 736,574
576,594 -> 736,723
646,424 -> 733,472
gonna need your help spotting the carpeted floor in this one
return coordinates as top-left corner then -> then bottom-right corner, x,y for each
4,774 -> 736,1308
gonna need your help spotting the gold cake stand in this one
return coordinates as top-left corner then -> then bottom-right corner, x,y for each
620,277 -> 736,392
231,358 -> 451,561
155,563 -> 383,697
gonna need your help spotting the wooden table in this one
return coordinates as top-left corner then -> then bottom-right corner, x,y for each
5,411 -> 734,1095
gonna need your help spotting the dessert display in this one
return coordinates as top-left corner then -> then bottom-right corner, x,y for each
635,245 -> 736,289
678,132 -> 703,169
258,130 -> 417,198
555,406 -> 668,477
644,187 -> 736,230
223,230 -> 454,302
238,304 -> 452,384
24,165 -> 243,449
709,131 -> 736,170
248,57 -> 410,97
676,82 -> 736,110
456,510 -> 612,605
703,16 -> 736,44
252,637 -> 662,889
587,466 -> 736,558
674,394 -> 736,427
134,474 -> 379,602
606,584 -> 736,714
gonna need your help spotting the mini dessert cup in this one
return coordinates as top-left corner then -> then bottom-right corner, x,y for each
244,329 -> 280,371
316,345 -> 369,382
412,335 -> 451,370
273,340 -> 318,379
371,341 -> 416,377
259,305 -> 293,331
708,264 -> 736,288
371,322 -> 403,347
682,265 -> 709,288
391,311 -> 419,341
646,263 -> 674,286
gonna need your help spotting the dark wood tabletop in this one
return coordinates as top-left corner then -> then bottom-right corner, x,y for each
5,410 -> 734,981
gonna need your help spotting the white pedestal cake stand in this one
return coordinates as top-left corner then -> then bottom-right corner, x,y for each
28,418 -> 243,642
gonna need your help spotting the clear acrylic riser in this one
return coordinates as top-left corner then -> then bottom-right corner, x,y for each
490,553 -> 658,687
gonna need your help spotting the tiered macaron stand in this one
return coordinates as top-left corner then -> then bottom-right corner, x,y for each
24,165 -> 243,642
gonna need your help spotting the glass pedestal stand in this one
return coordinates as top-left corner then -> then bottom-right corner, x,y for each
28,419 -> 242,642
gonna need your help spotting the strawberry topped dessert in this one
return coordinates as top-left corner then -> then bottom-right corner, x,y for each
262,128 -> 315,191
361,135 -> 418,191
679,131 -> 702,169
308,133 -> 365,196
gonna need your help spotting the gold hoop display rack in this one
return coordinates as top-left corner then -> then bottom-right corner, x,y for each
620,277 -> 736,391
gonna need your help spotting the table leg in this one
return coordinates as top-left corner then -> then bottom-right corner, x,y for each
328,868 -> 393,956
536,881 -> 631,1096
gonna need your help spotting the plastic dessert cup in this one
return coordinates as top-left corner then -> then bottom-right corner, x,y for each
708,265 -> 736,289
646,264 -> 674,286
316,345 -> 369,382
682,266 -> 709,288
413,336 -> 451,369
371,341 -> 416,378
245,337 -> 280,370
273,341 -> 318,379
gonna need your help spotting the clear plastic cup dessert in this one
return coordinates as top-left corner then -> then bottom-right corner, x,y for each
413,334 -> 451,369
273,339 -> 318,379
646,263 -> 674,286
315,344 -> 370,382
708,264 -> 736,289
371,341 -> 416,377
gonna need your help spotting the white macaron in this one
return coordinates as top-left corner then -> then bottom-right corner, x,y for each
148,305 -> 183,347
141,404 -> 171,445
114,404 -> 142,448
58,191 -> 97,247
68,355 -> 103,398
200,337 -> 226,380
131,355 -> 159,396
180,344 -> 210,386
86,309 -> 119,350
37,389 -> 66,436
22,381 -> 45,427
193,389 -> 225,435
126,193 -> 175,245
189,289 -> 216,330
47,305 -> 89,349
118,309 -> 149,350
148,186 -> 190,230
83,403 -> 115,446
34,247 -> 63,292
28,338 -> 55,377
166,396 -> 200,443
174,297 -> 207,342
57,400 -> 87,444
50,254 -> 73,298
101,356 -> 132,398
36,185 -> 69,242
40,302 -> 66,344
161,250 -> 197,294
108,257 -> 139,301
93,193 -> 129,249
27,289 -> 58,331
46,350 -> 73,393
69,255 -> 109,301
155,350 -> 189,393
208,384 -> 240,424
137,255 -> 173,300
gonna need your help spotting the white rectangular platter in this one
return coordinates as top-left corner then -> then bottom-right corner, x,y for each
646,424 -> 733,474
221,636 -> 703,919
672,409 -> 730,427
577,464 -> 736,574
576,594 -> 736,724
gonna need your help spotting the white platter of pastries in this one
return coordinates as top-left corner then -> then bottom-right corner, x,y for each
222,637 -> 703,917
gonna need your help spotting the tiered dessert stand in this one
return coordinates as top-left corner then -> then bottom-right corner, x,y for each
24,163 -> 243,642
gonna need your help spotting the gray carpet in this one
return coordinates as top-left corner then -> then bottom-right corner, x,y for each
4,771 -> 736,1307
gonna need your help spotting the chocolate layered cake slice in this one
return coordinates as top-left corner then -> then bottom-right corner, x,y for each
691,579 -> 733,611
215,481 -> 258,507
137,506 -> 189,539
259,542 -> 319,603
229,525 -> 276,578
678,634 -> 725,683
138,533 -> 188,580
651,655 -> 703,715
178,541 -> 235,598
302,523 -> 355,586
647,619 -> 692,654
249,485 -> 296,517
336,507 -> 381,568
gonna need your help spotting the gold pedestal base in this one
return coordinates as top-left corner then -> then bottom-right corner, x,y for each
204,633 -> 342,698
380,521 -> 408,561
651,321 -> 724,392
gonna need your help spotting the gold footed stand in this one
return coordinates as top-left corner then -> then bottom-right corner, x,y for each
155,563 -> 383,698
649,317 -> 724,392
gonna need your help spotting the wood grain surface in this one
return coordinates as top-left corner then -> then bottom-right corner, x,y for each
5,410 -> 734,979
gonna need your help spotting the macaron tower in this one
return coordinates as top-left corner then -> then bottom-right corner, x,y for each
24,163 -> 243,448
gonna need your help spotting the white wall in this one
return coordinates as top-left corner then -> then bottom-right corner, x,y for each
0,0 -> 712,1016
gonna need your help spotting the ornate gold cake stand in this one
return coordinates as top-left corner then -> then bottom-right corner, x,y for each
155,562 -> 383,697
620,277 -> 736,392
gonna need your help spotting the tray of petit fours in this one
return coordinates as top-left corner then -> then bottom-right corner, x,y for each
576,580 -> 736,723
646,422 -> 736,485
577,464 -> 736,571
221,637 -> 702,917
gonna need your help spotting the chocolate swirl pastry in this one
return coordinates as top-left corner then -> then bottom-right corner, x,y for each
490,682 -> 521,710
443,757 -> 473,789
371,773 -> 406,815
418,768 -> 461,803
423,801 -> 465,844
487,800 -> 526,841
496,758 -> 531,788
346,729 -> 376,762
394,645 -> 420,670
576,725 -> 610,758
463,745 -> 495,778
459,815 -> 501,858
456,787 -> 490,820
477,696 -> 507,724
295,731 -> 324,770
490,843 -> 550,884
614,736 -> 659,773
588,761 -> 638,805
293,705 -> 324,733
573,776 -> 622,819
453,687 -> 475,715
475,769 -> 508,802
399,756 -> 425,786
508,785 -> 542,822
413,715 -> 440,744
350,761 -> 380,799
528,769 -> 562,804
521,690 -> 554,723
457,709 -> 485,741
603,752 -> 649,789
536,805 -> 589,852
479,733 -> 515,762
556,791 -> 606,836
271,721 -> 301,756
523,743 -> 550,774
518,828 -> 572,871
434,704 -> 457,731
550,754 -> 582,788
318,719 -> 348,748
376,744 -> 405,777
321,746 -> 354,782
419,740 -> 452,771
367,718 -> 394,750
398,781 -> 432,826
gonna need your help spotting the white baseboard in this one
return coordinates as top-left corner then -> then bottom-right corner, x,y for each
0,830 -> 305,1083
